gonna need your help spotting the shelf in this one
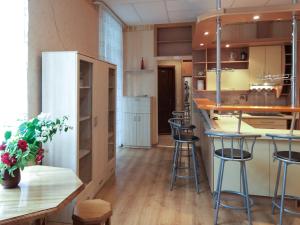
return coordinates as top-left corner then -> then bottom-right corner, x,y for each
157,39 -> 192,44
80,116 -> 91,122
193,76 -> 206,78
207,61 -> 249,63
125,69 -> 154,73
193,62 -> 206,64
79,149 -> 90,159
80,86 -> 91,89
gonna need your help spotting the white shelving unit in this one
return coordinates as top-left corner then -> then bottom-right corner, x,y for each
42,51 -> 116,223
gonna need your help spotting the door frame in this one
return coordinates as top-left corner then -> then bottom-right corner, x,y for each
157,65 -> 176,135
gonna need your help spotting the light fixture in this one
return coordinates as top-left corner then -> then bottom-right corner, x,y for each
253,15 -> 260,20
200,43 -> 204,46
225,44 -> 230,48
204,31 -> 209,36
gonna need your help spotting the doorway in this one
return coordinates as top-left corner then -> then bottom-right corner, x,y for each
158,66 -> 176,134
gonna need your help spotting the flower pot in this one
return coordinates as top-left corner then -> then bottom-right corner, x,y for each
2,169 -> 21,189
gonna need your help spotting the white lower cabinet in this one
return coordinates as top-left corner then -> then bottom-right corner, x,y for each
123,113 -> 151,147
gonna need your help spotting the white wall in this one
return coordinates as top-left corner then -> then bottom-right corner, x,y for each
28,0 -> 99,118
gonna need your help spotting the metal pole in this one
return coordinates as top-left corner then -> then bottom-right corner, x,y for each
291,0 -> 298,107
216,0 -> 222,106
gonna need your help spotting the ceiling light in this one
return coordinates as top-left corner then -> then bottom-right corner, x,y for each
204,31 -> 209,36
200,43 -> 204,46
253,15 -> 260,20
225,44 -> 230,48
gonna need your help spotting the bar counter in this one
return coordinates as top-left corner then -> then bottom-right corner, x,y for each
193,98 -> 300,197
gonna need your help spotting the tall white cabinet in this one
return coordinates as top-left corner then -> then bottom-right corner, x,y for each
42,51 -> 116,222
122,96 -> 152,147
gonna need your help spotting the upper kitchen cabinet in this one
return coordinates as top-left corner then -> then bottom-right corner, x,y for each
155,23 -> 193,57
249,45 -> 283,85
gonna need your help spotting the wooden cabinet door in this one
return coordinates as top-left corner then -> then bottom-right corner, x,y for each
249,46 -> 265,84
93,61 -> 108,185
265,46 -> 282,77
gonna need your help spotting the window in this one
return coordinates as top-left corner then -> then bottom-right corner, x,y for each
0,2 -> 28,137
99,6 -> 123,146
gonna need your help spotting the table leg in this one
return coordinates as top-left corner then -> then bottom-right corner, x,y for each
34,218 -> 46,225
237,111 -> 242,133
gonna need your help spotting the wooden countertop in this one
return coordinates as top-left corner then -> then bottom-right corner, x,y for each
0,166 -> 84,225
193,98 -> 300,112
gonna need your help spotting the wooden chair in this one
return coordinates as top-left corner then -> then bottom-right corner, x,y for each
73,199 -> 112,225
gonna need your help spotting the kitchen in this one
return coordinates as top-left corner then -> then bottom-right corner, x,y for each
0,1 -> 300,225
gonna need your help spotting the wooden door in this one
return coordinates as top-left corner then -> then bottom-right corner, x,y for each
158,66 -> 176,134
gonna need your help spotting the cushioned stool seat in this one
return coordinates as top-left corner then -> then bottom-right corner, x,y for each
73,199 -> 112,225
215,148 -> 252,160
274,151 -> 300,162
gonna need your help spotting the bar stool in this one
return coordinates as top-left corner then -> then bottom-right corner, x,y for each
205,131 -> 260,225
168,118 -> 200,193
73,199 -> 112,225
266,133 -> 300,225
172,111 -> 193,129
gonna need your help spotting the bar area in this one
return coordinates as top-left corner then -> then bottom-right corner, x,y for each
192,1 -> 300,224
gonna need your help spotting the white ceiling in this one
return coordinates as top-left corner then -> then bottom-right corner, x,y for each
102,0 -> 293,25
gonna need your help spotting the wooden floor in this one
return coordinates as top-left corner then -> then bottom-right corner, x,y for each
49,146 -> 300,225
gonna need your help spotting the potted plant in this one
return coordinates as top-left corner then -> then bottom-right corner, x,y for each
0,113 -> 72,188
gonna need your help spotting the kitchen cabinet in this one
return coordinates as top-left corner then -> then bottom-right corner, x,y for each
122,96 -> 152,147
42,51 -> 116,223
249,45 -> 283,85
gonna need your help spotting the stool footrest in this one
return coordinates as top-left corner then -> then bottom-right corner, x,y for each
213,190 -> 254,211
272,195 -> 300,216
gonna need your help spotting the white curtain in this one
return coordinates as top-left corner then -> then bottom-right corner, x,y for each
99,6 -> 123,146
0,1 -> 28,138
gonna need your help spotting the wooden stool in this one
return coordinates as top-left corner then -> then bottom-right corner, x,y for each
73,199 -> 112,225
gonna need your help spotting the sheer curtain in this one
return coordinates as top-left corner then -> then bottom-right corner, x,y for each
0,2 -> 28,138
99,6 -> 123,146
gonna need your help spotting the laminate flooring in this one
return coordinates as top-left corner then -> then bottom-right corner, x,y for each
49,146 -> 300,225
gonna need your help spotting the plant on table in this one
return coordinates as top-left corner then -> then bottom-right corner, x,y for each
0,113 -> 72,182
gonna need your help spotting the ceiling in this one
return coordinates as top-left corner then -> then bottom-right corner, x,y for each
102,0 -> 293,25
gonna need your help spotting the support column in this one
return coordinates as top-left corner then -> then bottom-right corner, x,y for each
291,0 -> 298,107
216,0 -> 222,106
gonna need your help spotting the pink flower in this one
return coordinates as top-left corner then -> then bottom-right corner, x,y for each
0,144 -> 6,151
35,154 -> 44,165
17,140 -> 28,152
37,148 -> 44,155
1,153 -> 11,166
10,157 -> 17,166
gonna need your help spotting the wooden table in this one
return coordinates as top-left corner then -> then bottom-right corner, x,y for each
0,166 -> 84,225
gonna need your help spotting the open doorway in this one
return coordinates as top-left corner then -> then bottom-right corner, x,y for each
158,66 -> 176,134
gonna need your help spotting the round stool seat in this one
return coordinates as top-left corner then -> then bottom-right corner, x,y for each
174,134 -> 199,142
274,151 -> 300,162
215,148 -> 252,160
73,199 -> 112,224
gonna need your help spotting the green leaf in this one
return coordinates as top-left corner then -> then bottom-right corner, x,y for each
4,131 -> 12,141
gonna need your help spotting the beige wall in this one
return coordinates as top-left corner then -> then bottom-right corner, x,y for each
28,0 -> 99,118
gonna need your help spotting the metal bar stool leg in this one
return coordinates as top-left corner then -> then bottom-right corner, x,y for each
279,162 -> 288,225
242,162 -> 252,225
214,159 -> 225,225
240,162 -> 247,210
191,143 -> 200,193
170,141 -> 180,191
272,160 -> 282,215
